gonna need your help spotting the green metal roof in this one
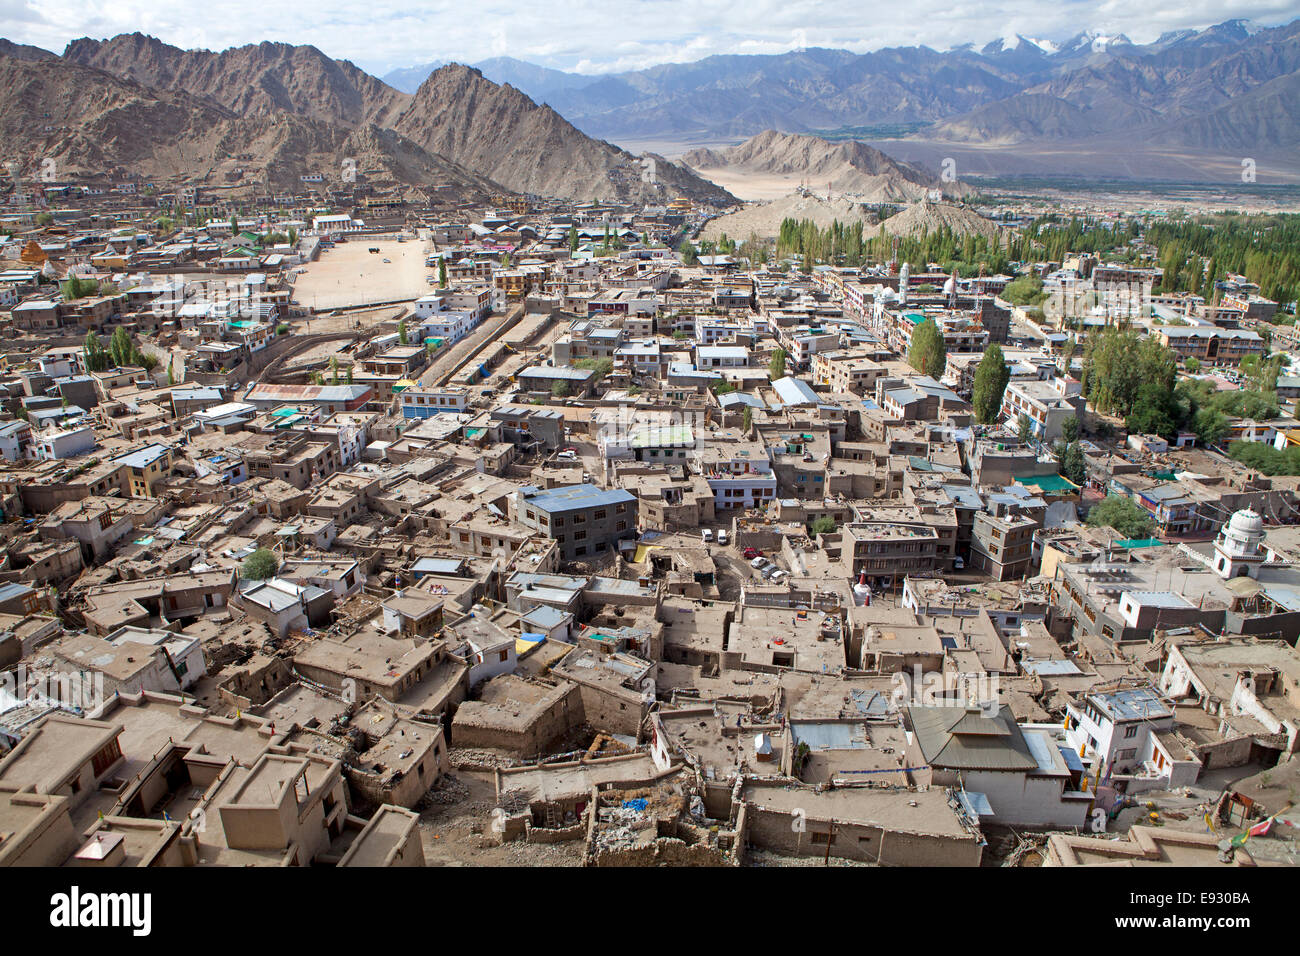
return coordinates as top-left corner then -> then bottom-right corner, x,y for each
1017,473 -> 1079,493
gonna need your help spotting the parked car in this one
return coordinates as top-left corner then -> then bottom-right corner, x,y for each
702,529 -> 714,543
717,530 -> 729,546
743,547 -> 762,559
750,555 -> 767,569
771,569 -> 788,583
761,564 -> 778,579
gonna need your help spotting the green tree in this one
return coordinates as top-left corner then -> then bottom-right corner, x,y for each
109,327 -> 133,369
1192,407 -> 1230,446
1082,327 -> 1177,419
398,320 -> 408,345
907,318 -> 947,378
438,257 -> 448,287
1057,441 -> 1086,485
35,212 -> 53,227
288,226 -> 298,245
569,225 -> 579,253
1185,356 -> 1201,373
572,357 -> 614,383
1018,413 -> 1033,445
551,380 -> 571,398
742,405 -> 753,432
1001,275 -> 1047,306
809,516 -> 837,536
1228,441 -> 1300,476
166,362 -> 175,386
1061,415 -> 1080,445
83,331 -> 109,372
241,548 -> 280,580
971,343 -> 1011,424
1086,496 -> 1156,539
768,348 -> 787,380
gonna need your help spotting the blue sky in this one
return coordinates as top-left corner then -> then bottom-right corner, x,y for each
2,0 -> 1298,75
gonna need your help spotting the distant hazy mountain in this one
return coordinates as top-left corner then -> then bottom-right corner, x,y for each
927,18 -> 1300,151
381,60 -> 444,93
373,18 -> 1300,156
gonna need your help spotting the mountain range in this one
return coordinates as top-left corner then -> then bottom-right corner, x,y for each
2,17 -> 1298,197
378,18 -> 1300,166
1,33 -> 735,205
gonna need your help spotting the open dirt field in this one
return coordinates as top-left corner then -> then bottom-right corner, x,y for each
687,166 -> 808,202
293,236 -> 435,311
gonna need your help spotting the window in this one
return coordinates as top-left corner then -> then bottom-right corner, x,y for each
499,650 -> 509,663
1118,748 -> 1137,760
1124,725 -> 1139,739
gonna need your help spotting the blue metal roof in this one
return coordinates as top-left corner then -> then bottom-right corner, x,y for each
522,483 -> 635,514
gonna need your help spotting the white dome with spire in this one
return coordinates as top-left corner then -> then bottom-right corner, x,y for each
1214,508 -> 1265,579
1228,508 -> 1263,539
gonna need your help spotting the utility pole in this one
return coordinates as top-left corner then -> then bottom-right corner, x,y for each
823,819 -> 835,865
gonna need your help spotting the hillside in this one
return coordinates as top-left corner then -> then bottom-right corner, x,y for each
37,36 -> 733,204
699,192 -> 881,241
0,54 -> 503,199
682,130 -> 970,201
390,64 -> 734,204
876,201 -> 1007,240
64,33 -> 409,128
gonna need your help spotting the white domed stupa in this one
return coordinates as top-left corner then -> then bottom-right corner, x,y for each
1214,508 -> 1265,579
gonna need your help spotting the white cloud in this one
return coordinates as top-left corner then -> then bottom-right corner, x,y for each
1,0 -> 1296,76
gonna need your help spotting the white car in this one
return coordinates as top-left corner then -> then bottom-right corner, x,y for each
717,530 -> 729,546
770,569 -> 788,583
750,555 -> 767,569
702,529 -> 714,543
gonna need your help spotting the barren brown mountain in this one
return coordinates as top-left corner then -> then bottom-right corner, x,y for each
390,64 -> 734,204
64,32 -> 408,128
0,54 -> 503,199
684,130 -> 970,201
33,35 -> 736,204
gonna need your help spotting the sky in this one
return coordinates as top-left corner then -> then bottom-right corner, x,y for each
2,0 -> 1299,76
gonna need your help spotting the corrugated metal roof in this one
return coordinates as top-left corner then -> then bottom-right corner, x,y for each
908,704 -> 1038,772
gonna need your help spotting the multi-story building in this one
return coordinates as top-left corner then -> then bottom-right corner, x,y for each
511,484 -> 638,561
1157,326 -> 1264,365
1000,378 -> 1084,443
969,503 -> 1038,580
